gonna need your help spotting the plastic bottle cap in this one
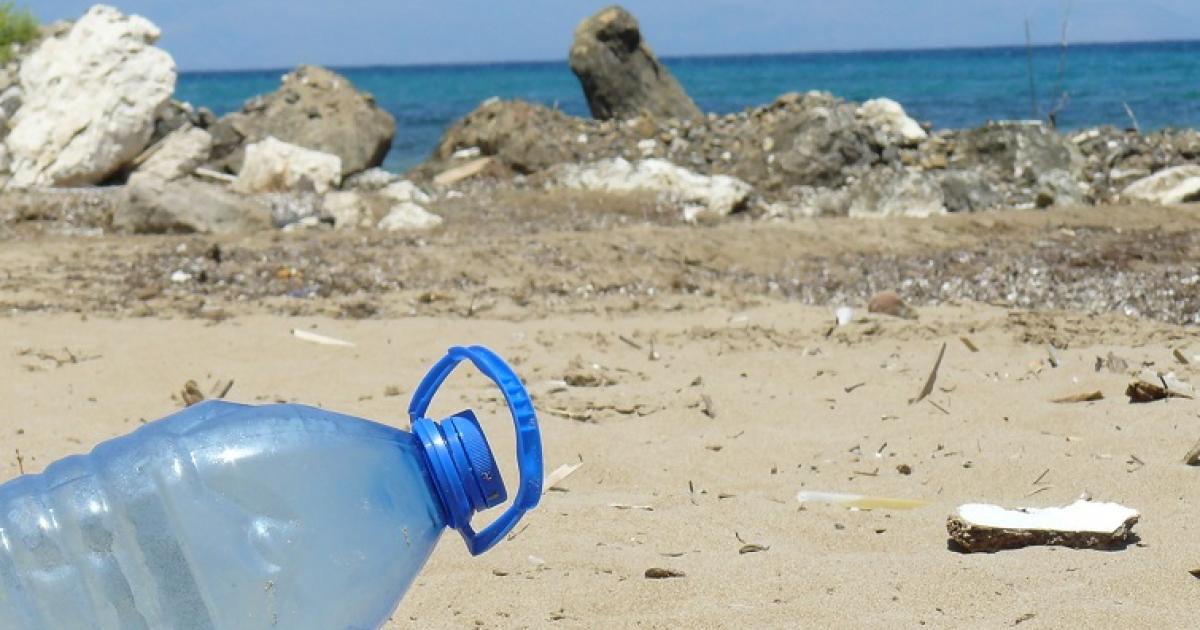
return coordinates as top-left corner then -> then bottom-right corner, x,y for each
443,413 -> 507,511
410,345 -> 542,556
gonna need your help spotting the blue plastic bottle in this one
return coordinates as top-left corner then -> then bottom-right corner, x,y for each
0,345 -> 542,629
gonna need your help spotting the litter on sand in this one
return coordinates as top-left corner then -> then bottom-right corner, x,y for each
796,490 -> 929,511
644,567 -> 685,579
910,342 -> 947,405
835,306 -> 855,327
291,328 -> 356,347
947,498 -> 1140,552
1051,391 -> 1104,403
1125,371 -> 1194,403
544,462 -> 583,492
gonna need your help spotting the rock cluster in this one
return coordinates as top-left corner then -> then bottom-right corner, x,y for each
3,2 -> 1199,240
548,157 -> 751,221
0,5 -> 437,235
417,90 -> 1200,218
410,5 -> 1200,217
208,65 -> 396,177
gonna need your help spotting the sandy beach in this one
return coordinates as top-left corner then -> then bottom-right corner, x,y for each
3,202 -> 1198,628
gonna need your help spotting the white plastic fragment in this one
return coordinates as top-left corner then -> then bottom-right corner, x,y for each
291,328 -> 355,347
948,498 -> 1140,552
544,462 -> 583,493
956,500 -> 1137,532
796,490 -> 928,511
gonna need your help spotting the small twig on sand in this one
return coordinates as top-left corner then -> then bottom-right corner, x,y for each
910,342 -> 947,404
1032,468 -> 1051,485
618,335 -> 643,350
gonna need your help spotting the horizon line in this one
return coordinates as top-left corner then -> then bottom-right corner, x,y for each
177,35 -> 1200,75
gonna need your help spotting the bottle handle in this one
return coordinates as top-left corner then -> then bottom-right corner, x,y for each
409,345 -> 543,555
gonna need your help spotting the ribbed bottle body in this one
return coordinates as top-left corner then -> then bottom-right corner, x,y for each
0,400 -> 445,630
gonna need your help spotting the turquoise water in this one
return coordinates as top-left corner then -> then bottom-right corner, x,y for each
176,41 -> 1200,172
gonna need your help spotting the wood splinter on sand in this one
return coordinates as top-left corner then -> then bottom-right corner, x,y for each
947,499 -> 1140,553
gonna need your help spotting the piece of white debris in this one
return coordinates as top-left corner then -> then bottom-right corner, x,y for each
835,306 -> 855,326
947,498 -> 1139,552
290,328 -> 355,347
543,462 -> 583,493
796,490 -> 928,511
169,270 -> 192,283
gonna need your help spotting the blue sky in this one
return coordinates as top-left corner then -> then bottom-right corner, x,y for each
30,1 -> 1200,71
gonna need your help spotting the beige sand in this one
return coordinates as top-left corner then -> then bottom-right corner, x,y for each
1,302 -> 1197,628
2,203 -> 1199,627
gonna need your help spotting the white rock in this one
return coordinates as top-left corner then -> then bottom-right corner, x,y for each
342,167 -> 401,191
379,180 -> 431,205
6,5 -> 176,187
857,98 -> 928,145
376,202 -> 443,231
323,190 -> 368,229
234,136 -> 341,194
847,168 -> 946,219
1121,165 -> 1200,205
552,158 -> 752,220
136,127 -> 212,181
451,146 -> 481,159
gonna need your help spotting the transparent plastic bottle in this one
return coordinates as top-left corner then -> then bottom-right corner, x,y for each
0,345 -> 542,630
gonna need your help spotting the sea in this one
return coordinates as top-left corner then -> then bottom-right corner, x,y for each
175,40 -> 1200,173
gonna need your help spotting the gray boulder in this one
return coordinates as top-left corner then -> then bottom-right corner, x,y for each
1035,169 -> 1088,208
952,121 -> 1084,183
150,99 -> 215,146
428,99 -> 577,175
134,126 -> 212,181
769,93 -> 878,188
846,168 -> 945,218
115,175 -> 271,234
209,65 -> 395,176
568,6 -> 700,121
938,170 -> 1002,213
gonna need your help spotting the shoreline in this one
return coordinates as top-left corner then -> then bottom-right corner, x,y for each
172,37 -> 1200,76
